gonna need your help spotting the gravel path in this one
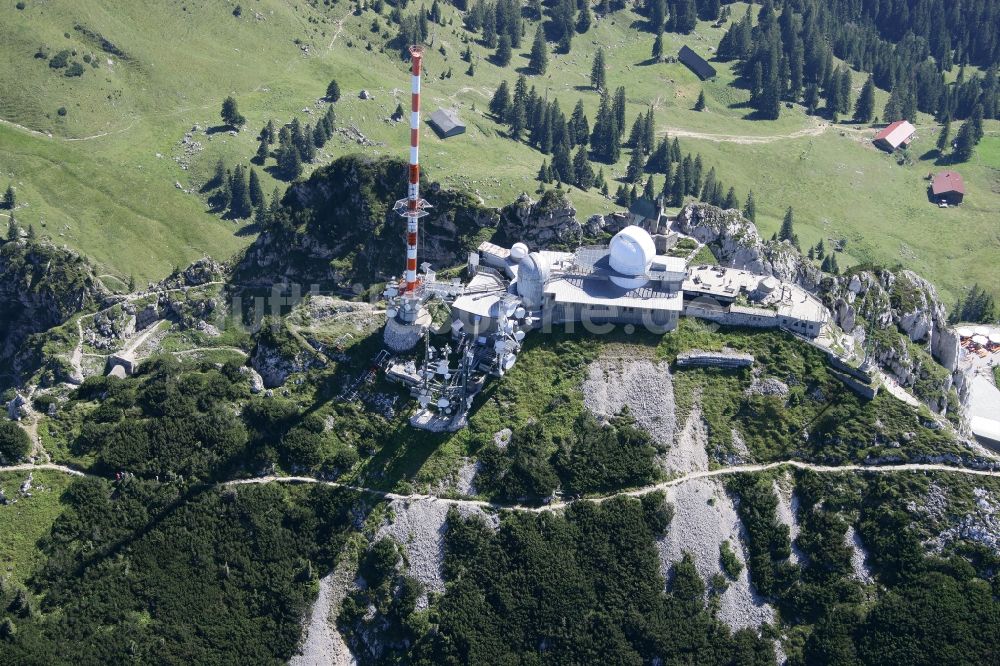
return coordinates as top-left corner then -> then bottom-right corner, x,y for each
291,558 -> 357,666
582,354 -> 676,447
658,479 -> 775,631
664,406 -> 709,474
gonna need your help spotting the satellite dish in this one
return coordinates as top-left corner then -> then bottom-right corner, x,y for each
437,398 -> 450,409
514,307 -> 526,319
386,286 -> 398,297
503,355 -> 517,370
494,340 -> 506,353
418,393 -> 431,407
514,330 -> 526,342
436,361 -> 449,375
505,301 -> 518,317
386,308 -> 397,319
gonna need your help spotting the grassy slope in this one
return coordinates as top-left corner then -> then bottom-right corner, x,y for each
1,1 -> 997,300
0,470 -> 73,584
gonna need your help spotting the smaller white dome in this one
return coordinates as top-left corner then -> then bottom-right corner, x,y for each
609,226 -> 656,277
510,242 -> 529,261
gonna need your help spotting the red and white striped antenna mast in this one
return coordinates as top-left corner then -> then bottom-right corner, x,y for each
392,45 -> 431,308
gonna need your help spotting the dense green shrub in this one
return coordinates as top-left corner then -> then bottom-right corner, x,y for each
0,421 -> 30,464
555,410 -> 659,494
0,479 -> 358,663
371,498 -> 777,665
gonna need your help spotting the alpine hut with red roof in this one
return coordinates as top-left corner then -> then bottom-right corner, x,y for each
873,120 -> 916,152
931,171 -> 965,205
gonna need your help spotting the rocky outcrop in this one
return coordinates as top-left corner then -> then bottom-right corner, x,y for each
497,191 -> 583,247
250,324 -> 323,388
159,257 -> 225,290
676,204 -> 823,289
235,155 -> 498,288
0,239 -> 105,384
818,267 -> 969,413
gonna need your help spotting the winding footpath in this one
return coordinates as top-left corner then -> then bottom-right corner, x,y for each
4,459 -> 1000,513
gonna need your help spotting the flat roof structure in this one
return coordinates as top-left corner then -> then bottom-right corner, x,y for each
684,265 -> 828,326
545,275 -> 684,311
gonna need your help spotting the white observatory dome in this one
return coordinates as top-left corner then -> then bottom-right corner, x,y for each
510,242 -> 529,262
608,226 -> 655,289
516,251 -> 549,309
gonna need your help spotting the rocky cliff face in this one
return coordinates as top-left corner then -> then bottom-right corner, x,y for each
676,204 -> 824,288
819,268 -> 966,413
0,239 -> 104,383
496,191 -> 636,249
236,155 -> 498,288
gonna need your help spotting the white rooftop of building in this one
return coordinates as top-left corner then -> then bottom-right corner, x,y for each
684,265 -> 828,325
544,275 -> 684,311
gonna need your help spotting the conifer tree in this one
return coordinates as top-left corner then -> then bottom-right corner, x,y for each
552,139 -> 573,183
952,117 -> 977,162
248,168 -> 264,208
652,33 -> 663,61
590,49 -> 607,91
694,90 -> 706,111
671,167 -> 686,207
854,76 -> 876,123
723,187 -> 738,209
612,86 -> 627,138
538,160 -> 550,183
700,167 -> 717,202
626,148 -> 645,183
576,3 -> 591,33
3,185 -> 14,210
627,114 -> 645,150
490,81 -> 511,117
642,108 -> 655,153
778,207 -> 797,246
326,79 -> 341,102
936,119 -> 952,154
254,138 -> 269,165
262,120 -> 276,144
837,68 -> 852,115
6,216 -> 17,242
743,190 -> 756,222
690,154 -> 702,196
648,137 -> 669,173
570,100 -> 589,145
572,146 -> 594,190
213,159 -> 227,188
529,25 -> 548,74
495,34 -> 512,66
220,96 -> 246,128
642,176 -> 655,200
229,165 -> 253,218
670,137 -> 681,162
